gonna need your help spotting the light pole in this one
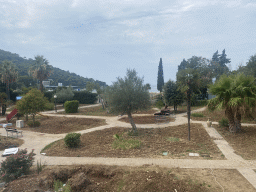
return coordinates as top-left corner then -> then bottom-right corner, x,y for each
54,95 -> 57,112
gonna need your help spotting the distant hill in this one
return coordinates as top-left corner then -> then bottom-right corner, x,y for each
0,49 -> 107,88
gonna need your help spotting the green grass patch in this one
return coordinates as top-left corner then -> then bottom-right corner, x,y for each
166,137 -> 180,142
191,113 -> 204,117
112,134 -> 141,150
41,140 -> 61,153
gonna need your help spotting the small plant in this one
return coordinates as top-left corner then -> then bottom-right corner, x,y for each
36,159 -> 44,174
191,113 -> 204,117
64,100 -> 79,113
64,133 -> 81,148
112,133 -> 141,150
166,137 -> 179,142
27,121 -> 40,127
53,180 -> 71,192
219,117 -> 229,127
0,149 -> 35,183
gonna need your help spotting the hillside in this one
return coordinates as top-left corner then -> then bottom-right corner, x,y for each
0,49 -> 107,88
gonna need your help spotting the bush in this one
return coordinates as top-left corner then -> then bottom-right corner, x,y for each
64,100 -> 79,113
27,121 -> 40,127
56,87 -> 74,104
44,102 -> 54,111
73,91 -> 98,104
0,149 -> 35,183
155,100 -> 165,109
64,133 -> 81,148
191,113 -> 204,117
219,118 -> 229,127
44,91 -> 55,102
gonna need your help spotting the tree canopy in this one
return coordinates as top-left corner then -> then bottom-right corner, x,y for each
157,58 -> 164,92
106,69 -> 151,134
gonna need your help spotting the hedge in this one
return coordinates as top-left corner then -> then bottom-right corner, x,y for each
73,91 -> 97,104
64,100 -> 79,113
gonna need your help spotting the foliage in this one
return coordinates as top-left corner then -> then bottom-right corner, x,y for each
55,87 -> 74,104
53,180 -> 71,192
191,113 -> 204,117
145,83 -> 151,90
86,81 -> 95,92
112,133 -> 141,150
157,58 -> 164,92
219,118 -> 229,127
0,149 -> 35,183
43,91 -> 55,102
208,73 -> 256,133
64,133 -> 81,148
16,88 -> 48,126
106,69 -> 151,134
64,100 -> 79,113
36,159 -> 44,174
73,91 -> 97,104
0,60 -> 18,100
27,121 -> 40,127
44,102 -> 54,111
155,100 -> 165,109
29,55 -> 52,92
163,80 -> 184,111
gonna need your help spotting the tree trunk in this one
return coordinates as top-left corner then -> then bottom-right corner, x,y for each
225,107 -> 236,133
6,81 -> 10,100
235,109 -> 242,132
127,112 -> 137,135
25,114 -> 28,121
32,114 -> 35,127
39,80 -> 43,92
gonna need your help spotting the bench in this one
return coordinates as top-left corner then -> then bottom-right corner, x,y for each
5,128 -> 23,138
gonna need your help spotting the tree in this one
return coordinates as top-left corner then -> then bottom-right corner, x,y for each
237,54 -> 256,78
106,69 -> 151,135
157,58 -> 164,92
145,83 -> 151,90
55,87 -> 74,104
0,92 -> 7,115
163,80 -> 184,111
178,59 -> 188,71
208,73 -> 256,133
29,55 -> 52,92
16,88 -> 48,126
86,81 -> 95,92
0,60 -> 18,100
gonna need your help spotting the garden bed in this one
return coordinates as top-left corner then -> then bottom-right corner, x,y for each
0,135 -> 24,150
42,124 -> 225,160
118,115 -> 175,124
2,165 -> 255,192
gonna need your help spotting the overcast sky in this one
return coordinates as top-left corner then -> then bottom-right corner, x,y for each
1,0 -> 256,90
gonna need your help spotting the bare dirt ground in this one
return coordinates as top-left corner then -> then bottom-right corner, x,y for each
9,116 -> 106,134
214,125 -> 256,160
0,135 -> 23,150
118,115 -> 175,124
42,124 -> 225,160
2,164 -> 255,192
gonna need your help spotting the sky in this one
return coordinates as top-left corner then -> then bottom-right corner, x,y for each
1,0 -> 256,91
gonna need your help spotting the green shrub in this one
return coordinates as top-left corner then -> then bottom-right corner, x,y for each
27,121 -> 40,127
43,91 -> 55,102
191,113 -> 204,117
73,91 -> 98,104
56,87 -> 74,104
196,100 -> 208,106
112,133 -> 141,150
44,102 -> 54,110
54,180 -> 71,192
64,100 -> 79,113
64,133 -> 81,148
219,118 -> 229,127
155,100 -> 165,109
0,149 -> 35,183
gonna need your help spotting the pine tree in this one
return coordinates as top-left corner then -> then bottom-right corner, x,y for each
219,49 -> 231,67
157,58 -> 164,92
178,58 -> 188,71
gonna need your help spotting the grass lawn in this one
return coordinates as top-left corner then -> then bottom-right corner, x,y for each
9,116 -> 106,134
214,125 -> 256,160
0,135 -> 24,150
42,124 -> 225,160
119,115 -> 175,124
4,165 -> 255,192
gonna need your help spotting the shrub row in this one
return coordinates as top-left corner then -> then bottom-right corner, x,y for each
73,91 -> 97,104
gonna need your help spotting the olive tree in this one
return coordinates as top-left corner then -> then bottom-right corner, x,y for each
106,69 -> 151,135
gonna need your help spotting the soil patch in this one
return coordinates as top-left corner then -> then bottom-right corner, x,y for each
189,107 -> 256,124
3,165 -> 255,192
119,115 -> 175,124
214,125 -> 256,160
0,135 -> 23,150
10,116 -> 106,134
43,124 -> 225,159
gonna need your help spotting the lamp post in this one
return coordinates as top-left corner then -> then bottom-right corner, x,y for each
54,95 -> 57,112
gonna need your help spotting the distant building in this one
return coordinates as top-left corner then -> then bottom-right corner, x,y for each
42,81 -> 50,87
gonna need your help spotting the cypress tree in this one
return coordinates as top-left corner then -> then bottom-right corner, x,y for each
157,58 -> 164,92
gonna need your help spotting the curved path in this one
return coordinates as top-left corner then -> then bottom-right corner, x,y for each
0,104 -> 256,189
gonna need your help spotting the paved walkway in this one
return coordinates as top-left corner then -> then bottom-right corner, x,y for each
0,104 -> 256,189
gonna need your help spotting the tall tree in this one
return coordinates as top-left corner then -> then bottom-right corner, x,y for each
211,49 -> 230,80
157,58 -> 164,92
0,60 -> 18,100
208,73 -> 256,133
163,80 -> 184,111
29,55 -> 52,92
106,69 -> 151,135
219,49 -> 231,67
178,58 -> 188,71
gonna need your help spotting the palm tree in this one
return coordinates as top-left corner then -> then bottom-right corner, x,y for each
208,73 -> 256,133
0,60 -> 18,100
29,55 -> 52,92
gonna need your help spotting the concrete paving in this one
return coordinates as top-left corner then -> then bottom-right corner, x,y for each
0,104 -> 256,189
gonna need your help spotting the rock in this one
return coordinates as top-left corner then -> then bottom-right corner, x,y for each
68,172 -> 91,191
